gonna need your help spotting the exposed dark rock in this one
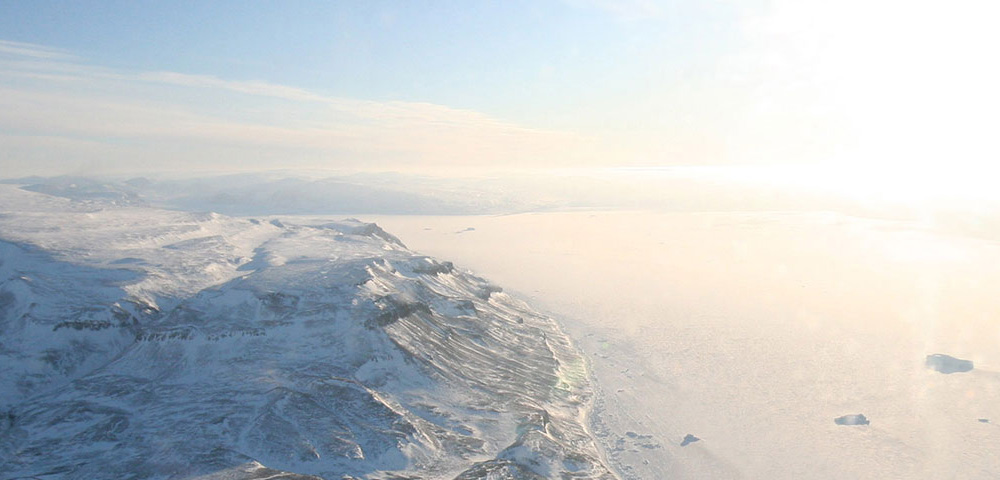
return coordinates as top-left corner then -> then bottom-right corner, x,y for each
412,259 -> 455,275
834,414 -> 869,426
926,354 -> 974,374
323,219 -> 406,247
477,284 -> 503,300
369,296 -> 432,328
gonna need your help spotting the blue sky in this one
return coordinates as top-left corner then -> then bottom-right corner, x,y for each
0,1 -> 729,111
1,1 -> 998,177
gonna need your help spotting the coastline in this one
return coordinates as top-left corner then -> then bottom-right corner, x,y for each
360,210 -> 1000,479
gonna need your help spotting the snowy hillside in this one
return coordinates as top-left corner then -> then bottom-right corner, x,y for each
0,185 -> 614,479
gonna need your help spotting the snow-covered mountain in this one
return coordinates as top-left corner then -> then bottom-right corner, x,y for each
0,185 -> 615,479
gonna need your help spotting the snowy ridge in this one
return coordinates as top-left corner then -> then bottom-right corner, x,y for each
0,186 -> 615,479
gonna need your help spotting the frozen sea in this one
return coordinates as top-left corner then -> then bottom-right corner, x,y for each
348,210 -> 1000,479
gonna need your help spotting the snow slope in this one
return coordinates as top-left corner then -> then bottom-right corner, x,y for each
0,185 -> 614,480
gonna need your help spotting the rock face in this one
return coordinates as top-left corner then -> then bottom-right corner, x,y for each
834,414 -> 870,426
0,186 -> 616,480
926,354 -> 974,374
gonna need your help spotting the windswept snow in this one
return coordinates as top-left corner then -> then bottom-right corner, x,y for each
0,185 -> 614,479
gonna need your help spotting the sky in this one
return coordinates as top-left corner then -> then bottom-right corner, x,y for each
1,0 -> 999,178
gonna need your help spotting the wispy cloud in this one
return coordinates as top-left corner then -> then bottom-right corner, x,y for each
132,71 -> 540,132
134,71 -> 333,104
0,40 -> 76,60
0,41 -> 595,176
